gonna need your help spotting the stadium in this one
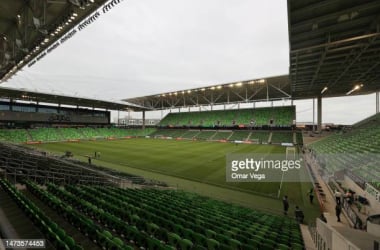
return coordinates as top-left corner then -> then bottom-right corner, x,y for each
0,0 -> 380,250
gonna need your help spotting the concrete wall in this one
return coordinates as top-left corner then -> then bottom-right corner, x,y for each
316,219 -> 360,250
367,220 -> 380,238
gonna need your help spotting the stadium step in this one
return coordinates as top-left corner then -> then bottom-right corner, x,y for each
22,189 -> 101,250
0,186 -> 55,250
246,132 -> 252,141
226,132 -> 234,140
268,132 -> 273,143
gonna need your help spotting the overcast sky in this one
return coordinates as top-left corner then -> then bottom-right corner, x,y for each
2,0 -> 378,124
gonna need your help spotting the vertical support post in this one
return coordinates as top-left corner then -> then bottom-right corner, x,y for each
312,98 -> 315,132
317,96 -> 322,133
142,110 -> 145,130
376,91 -> 379,114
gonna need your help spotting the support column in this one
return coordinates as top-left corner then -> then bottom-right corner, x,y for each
312,98 -> 315,132
142,110 -> 145,130
376,92 -> 379,114
317,96 -> 322,133
117,110 -> 120,126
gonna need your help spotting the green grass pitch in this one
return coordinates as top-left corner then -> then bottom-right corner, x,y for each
31,138 -> 320,222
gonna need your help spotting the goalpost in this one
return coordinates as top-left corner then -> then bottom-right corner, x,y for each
277,146 -> 296,198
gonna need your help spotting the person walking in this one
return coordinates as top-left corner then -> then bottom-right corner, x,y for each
283,196 -> 289,215
308,188 -> 314,204
335,203 -> 342,222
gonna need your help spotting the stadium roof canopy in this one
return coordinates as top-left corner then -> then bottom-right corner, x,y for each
1,0 -> 380,111
0,86 -> 148,111
288,0 -> 380,99
0,0 -> 109,82
124,75 -> 291,110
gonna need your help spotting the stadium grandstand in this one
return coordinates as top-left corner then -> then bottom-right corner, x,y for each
0,0 -> 380,250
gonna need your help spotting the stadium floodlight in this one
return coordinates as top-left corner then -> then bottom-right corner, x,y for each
201,88 -> 205,91
235,82 -> 243,87
321,86 -> 328,94
187,90 -> 191,93
229,83 -> 234,88
346,84 -> 363,95
217,85 -> 222,89
181,91 -> 185,94
17,14 -> 21,25
174,92 -> 178,95
258,79 -> 265,83
210,86 -> 215,90
248,80 -> 255,84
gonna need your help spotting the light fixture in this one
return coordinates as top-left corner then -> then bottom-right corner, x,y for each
217,85 -> 222,89
235,82 -> 243,87
187,90 -> 191,93
201,88 -> 205,91
229,84 -> 234,88
346,84 -> 363,95
210,86 -> 215,90
321,86 -> 328,94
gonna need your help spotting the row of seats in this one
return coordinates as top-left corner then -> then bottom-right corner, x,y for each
0,179 -> 82,250
57,183 -> 304,250
309,114 -> 380,189
7,178 -> 305,250
151,129 -> 299,144
159,106 -> 295,127
0,127 -> 156,143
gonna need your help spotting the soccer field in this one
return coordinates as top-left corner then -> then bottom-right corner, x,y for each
31,138 -> 320,221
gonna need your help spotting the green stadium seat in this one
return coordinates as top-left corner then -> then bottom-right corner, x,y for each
206,238 -> 220,250
179,238 -> 194,250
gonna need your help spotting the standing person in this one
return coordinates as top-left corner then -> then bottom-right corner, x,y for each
308,188 -> 314,204
294,206 -> 304,224
88,157 -> 92,165
94,151 -> 97,158
283,196 -> 289,215
334,189 -> 342,204
335,203 -> 342,222
319,213 -> 327,223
